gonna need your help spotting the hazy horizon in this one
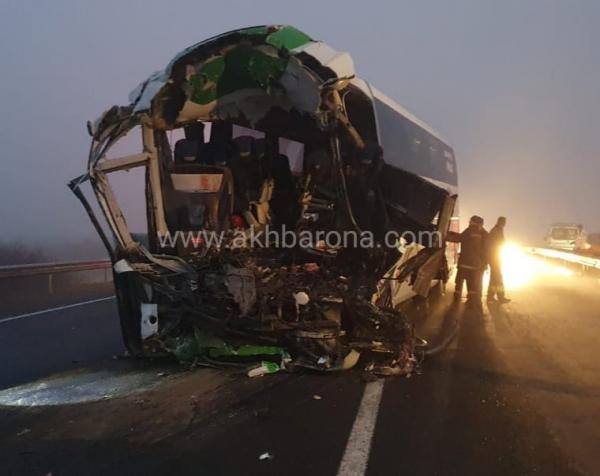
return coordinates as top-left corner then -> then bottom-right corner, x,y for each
1,0 -> 598,254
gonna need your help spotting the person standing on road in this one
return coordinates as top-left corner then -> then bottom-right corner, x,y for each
447,215 -> 488,312
487,216 -> 511,304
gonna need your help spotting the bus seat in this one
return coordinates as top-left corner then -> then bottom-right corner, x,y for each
164,165 -> 234,241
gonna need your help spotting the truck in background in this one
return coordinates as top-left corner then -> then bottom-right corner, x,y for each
545,223 -> 589,252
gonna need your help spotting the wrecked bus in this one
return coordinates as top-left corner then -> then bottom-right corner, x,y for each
70,25 -> 457,376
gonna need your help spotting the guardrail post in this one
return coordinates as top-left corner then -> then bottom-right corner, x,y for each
48,273 -> 54,295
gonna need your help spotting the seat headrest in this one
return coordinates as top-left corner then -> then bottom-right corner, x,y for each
252,138 -> 267,158
174,139 -> 201,163
233,136 -> 254,157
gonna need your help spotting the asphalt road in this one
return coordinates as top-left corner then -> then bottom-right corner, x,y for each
1,271 -> 599,475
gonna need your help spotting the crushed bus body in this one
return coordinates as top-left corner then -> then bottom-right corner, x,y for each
70,25 -> 458,376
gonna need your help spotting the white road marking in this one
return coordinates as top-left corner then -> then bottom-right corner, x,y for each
0,296 -> 116,323
337,379 -> 385,476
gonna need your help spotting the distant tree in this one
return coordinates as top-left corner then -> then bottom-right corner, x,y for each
0,241 -> 46,266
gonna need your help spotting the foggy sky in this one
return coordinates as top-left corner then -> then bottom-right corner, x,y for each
1,0 -> 598,250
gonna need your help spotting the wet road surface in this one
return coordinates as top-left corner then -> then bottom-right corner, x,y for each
1,273 -> 599,475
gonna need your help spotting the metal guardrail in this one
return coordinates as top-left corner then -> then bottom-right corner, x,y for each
529,247 -> 600,271
0,260 -> 112,294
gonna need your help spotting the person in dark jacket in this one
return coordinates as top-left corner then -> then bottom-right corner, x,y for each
487,216 -> 511,304
447,215 -> 488,311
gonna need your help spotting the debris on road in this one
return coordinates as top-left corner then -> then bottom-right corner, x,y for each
248,361 -> 281,377
137,246 -> 426,376
118,245 -> 434,377
258,452 -> 274,461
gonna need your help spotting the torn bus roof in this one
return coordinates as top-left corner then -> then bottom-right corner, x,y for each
90,25 -> 451,184
116,25 -> 354,131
